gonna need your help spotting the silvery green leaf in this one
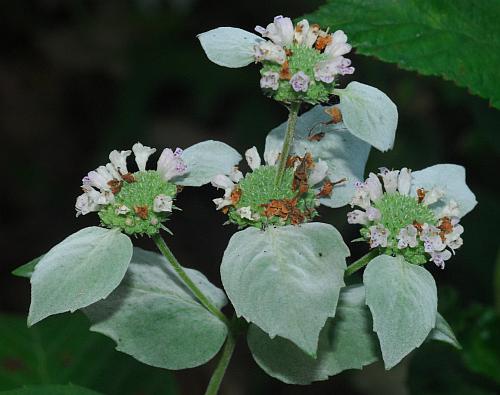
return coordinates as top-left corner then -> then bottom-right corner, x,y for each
175,140 -> 242,187
85,248 -> 228,370
364,255 -> 437,369
428,313 -> 461,349
265,105 -> 371,207
12,254 -> 44,278
411,164 -> 477,218
221,223 -> 349,356
28,227 -> 133,326
247,285 -> 379,384
335,81 -> 398,152
197,27 -> 263,68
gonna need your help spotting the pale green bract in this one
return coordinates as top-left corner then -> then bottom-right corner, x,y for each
265,105 -> 371,207
364,255 -> 437,369
175,140 -> 242,187
411,164 -> 477,218
220,223 -> 349,356
429,313 -> 461,349
335,81 -> 398,152
28,227 -> 133,326
84,248 -> 228,370
247,285 -> 379,384
197,27 -> 263,68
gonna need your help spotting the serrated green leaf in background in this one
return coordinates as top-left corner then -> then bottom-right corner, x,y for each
265,105 -> 371,207
305,0 -> 500,108
221,223 -> 349,356
247,285 -> 379,384
335,81 -> 398,152
28,227 -> 133,326
84,248 -> 228,370
364,255 -> 437,369
0,313 -> 177,394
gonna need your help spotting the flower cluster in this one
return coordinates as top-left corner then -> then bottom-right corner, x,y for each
347,168 -> 464,268
211,147 -> 337,229
253,16 -> 353,104
76,143 -> 187,236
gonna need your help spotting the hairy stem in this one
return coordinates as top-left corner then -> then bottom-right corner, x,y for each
274,102 -> 301,185
152,233 -> 229,326
204,317 -> 242,395
345,250 -> 379,276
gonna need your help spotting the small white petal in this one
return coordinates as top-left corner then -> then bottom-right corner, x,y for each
365,173 -> 383,202
245,147 -> 261,170
115,205 -> 130,215
347,209 -> 368,225
366,206 -> 381,221
398,167 -> 412,195
109,150 -> 131,175
157,148 -> 188,181
211,174 -> 234,190
422,187 -> 445,206
369,224 -> 390,248
379,168 -> 400,193
153,194 -> 173,213
264,150 -> 280,166
236,206 -> 254,220
133,142 -> 157,172
229,167 -> 244,183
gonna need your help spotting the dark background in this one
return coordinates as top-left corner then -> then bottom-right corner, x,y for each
1,1 -> 499,394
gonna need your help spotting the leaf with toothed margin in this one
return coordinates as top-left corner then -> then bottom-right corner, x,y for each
247,284 -> 379,384
174,140 -> 242,187
221,222 -> 349,356
411,164 -> 477,218
265,105 -> 371,208
197,27 -> 264,68
364,255 -> 437,369
28,227 -> 133,326
84,248 -> 228,370
334,81 -> 398,152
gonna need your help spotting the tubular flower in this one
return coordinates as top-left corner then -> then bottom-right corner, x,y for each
75,142 -> 187,236
211,147 -> 336,229
347,167 -> 467,268
253,16 -> 354,104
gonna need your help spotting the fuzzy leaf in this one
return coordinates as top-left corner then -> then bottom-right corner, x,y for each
28,227 -> 133,326
428,313 -> 461,349
197,27 -> 263,68
364,255 -> 437,369
334,81 -> 398,152
221,223 -> 349,355
176,140 -> 242,187
305,0 -> 500,108
84,248 -> 228,370
247,285 -> 379,384
12,255 -> 44,278
411,164 -> 477,218
265,105 -> 371,207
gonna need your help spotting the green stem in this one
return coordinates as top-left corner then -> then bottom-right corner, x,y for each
274,102 -> 301,185
204,318 -> 240,395
345,250 -> 379,276
152,233 -> 229,326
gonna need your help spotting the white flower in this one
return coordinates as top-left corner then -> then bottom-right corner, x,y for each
211,174 -> 234,191
309,159 -> 329,185
347,209 -> 369,225
109,150 -> 131,175
115,205 -> 130,215
421,223 -> 446,253
398,167 -> 412,195
75,192 -> 100,217
366,206 -> 381,221
369,224 -> 390,248
351,181 -> 371,209
153,194 -> 173,213
429,249 -> 452,269
397,225 -> 418,249
253,41 -> 287,64
236,206 -> 254,220
314,57 -> 354,83
294,19 -> 309,46
422,187 -> 445,206
290,71 -> 310,92
444,220 -> 464,251
365,173 -> 383,202
245,147 -> 261,170
255,15 -> 294,47
229,167 -> 243,183
264,150 -> 280,166
439,199 -> 461,218
324,30 -> 352,57
132,142 -> 157,172
157,148 -> 188,181
105,163 -> 121,180
84,167 -> 112,191
379,167 -> 400,193
260,71 -> 280,90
